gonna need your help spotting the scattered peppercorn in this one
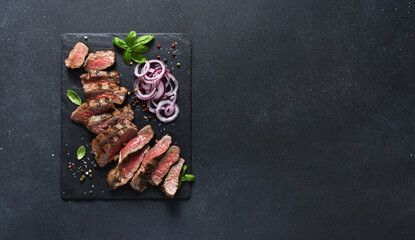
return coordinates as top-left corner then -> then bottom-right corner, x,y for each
89,190 -> 93,195
89,174 -> 93,178
172,52 -> 177,57
177,62 -> 181,67
68,165 -> 72,169
80,177 -> 84,182
93,163 -> 98,168
123,143 -> 127,146
139,87 -> 142,91
80,169 -> 84,172
82,175 -> 85,178
134,88 -> 138,91
155,140 -> 158,143
148,116 -> 152,120
163,58 -> 167,63
130,61 -> 133,66
127,92 -> 131,95
132,102 -> 136,106
157,55 -> 161,59
84,36 -> 88,40
89,169 -> 92,173
144,108 -> 148,111
134,96 -> 138,99
157,44 -> 161,48
172,43 -> 176,47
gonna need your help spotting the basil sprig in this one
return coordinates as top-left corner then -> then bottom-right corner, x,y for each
77,145 -> 86,160
113,31 -> 154,65
67,90 -> 82,106
178,165 -> 195,189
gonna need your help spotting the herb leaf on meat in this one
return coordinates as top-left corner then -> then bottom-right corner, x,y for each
178,165 -> 195,189
113,32 -> 154,65
77,145 -> 86,160
67,90 -> 82,106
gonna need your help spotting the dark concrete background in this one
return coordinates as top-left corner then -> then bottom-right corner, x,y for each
1,0 -> 415,239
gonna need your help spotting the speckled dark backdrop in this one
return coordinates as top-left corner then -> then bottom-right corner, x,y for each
1,1 -> 415,239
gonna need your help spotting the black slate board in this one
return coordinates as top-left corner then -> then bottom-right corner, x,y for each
61,33 -> 192,200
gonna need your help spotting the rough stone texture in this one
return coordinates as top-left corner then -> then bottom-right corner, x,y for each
1,0 -> 415,239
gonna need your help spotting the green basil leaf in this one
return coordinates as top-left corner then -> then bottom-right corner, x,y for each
123,50 -> 132,65
180,165 -> 188,178
125,31 -> 137,47
66,90 -> 82,106
131,52 -> 146,63
182,174 -> 196,182
134,35 -> 154,45
77,145 -> 86,160
113,37 -> 128,50
178,179 -> 183,189
131,44 -> 149,54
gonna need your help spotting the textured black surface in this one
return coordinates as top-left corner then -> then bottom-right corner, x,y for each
61,33 -> 191,199
1,0 -> 415,239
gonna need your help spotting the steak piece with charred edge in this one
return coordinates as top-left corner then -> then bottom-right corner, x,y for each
130,135 -> 172,192
148,146 -> 180,186
80,70 -> 120,85
107,145 -> 150,190
94,122 -> 138,167
118,125 -> 154,162
65,42 -> 89,69
70,98 -> 114,124
162,158 -> 185,198
83,50 -> 115,71
83,82 -> 128,105
86,105 -> 134,134
91,120 -> 137,155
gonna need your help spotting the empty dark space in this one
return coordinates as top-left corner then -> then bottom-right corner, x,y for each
1,0 -> 415,239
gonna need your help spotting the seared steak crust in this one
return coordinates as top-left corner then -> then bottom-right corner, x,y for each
83,82 -> 127,105
149,146 -> 180,186
65,42 -> 89,69
83,50 -> 115,71
130,135 -> 172,192
86,105 -> 134,134
162,158 -> 185,198
107,145 -> 150,190
119,125 -> 154,162
70,98 -> 114,124
80,70 -> 120,85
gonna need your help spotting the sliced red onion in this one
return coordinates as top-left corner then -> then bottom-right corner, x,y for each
134,61 -> 150,78
133,60 -> 179,122
156,100 -> 179,123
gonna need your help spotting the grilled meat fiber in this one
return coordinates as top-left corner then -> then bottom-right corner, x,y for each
162,158 -> 185,198
65,42 -> 89,69
83,50 -> 115,71
70,98 -> 115,124
86,105 -> 134,134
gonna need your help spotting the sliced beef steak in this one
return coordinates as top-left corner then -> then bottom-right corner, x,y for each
94,123 -> 138,167
86,105 -> 134,134
162,158 -> 185,198
130,135 -> 172,192
83,82 -> 127,105
107,145 -> 150,190
70,98 -> 114,124
80,70 -> 120,86
91,120 -> 137,155
149,146 -> 180,186
83,50 -> 115,71
119,125 -> 154,162
65,42 -> 89,69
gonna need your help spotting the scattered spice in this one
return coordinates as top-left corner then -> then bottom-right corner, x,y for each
93,163 -> 98,168
80,177 -> 84,182
134,96 -> 138,99
127,91 -> 131,95
155,139 -> 158,143
134,88 -> 138,91
84,36 -> 88,40
172,52 -> 177,57
89,174 -> 93,178
89,190 -> 93,195
176,62 -> 181,67
80,169 -> 84,172
157,55 -> 161,59
68,165 -> 72,169
144,108 -> 148,111
171,43 -> 176,47
163,58 -> 167,63
89,169 -> 92,173
157,44 -> 161,48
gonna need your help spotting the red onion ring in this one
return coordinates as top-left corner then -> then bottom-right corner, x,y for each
156,100 -> 179,123
134,61 -> 150,78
